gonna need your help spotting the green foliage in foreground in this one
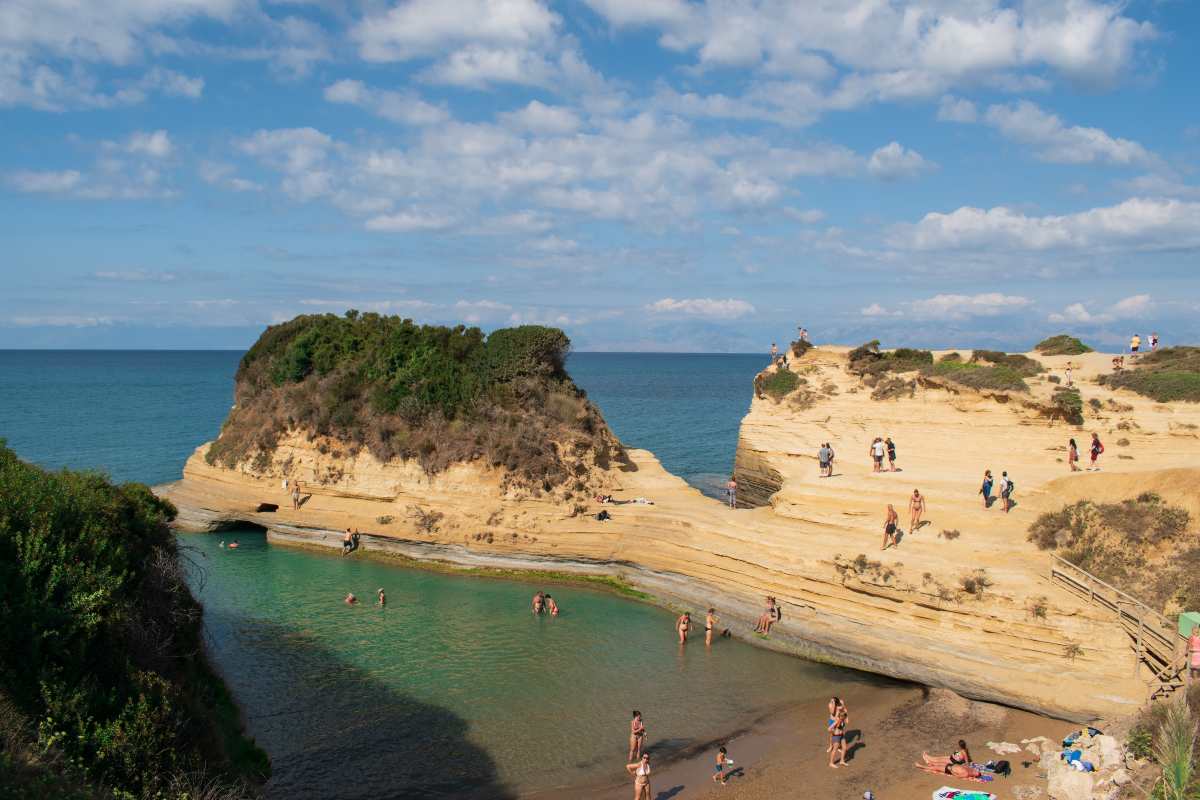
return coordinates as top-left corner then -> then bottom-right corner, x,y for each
1051,386 -> 1084,424
1035,334 -> 1093,355
1101,347 -> 1200,403
758,368 -> 800,399
0,442 -> 266,798
969,349 -> 1044,376
1153,695 -> 1196,800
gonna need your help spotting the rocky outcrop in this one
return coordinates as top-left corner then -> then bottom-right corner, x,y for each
158,346 -> 1200,722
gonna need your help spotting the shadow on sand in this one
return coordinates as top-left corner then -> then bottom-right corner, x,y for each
203,615 -> 515,800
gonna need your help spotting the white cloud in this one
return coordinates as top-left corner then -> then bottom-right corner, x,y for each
867,142 -> 934,180
582,0 -> 692,27
784,207 -> 825,224
897,198 -> 1200,253
7,169 -> 82,193
125,130 -> 172,158
198,161 -> 262,192
1048,294 -> 1153,324
908,293 -> 1032,320
500,100 -> 580,134
323,79 -> 449,126
6,314 -> 122,327
860,302 -> 899,317
364,210 -> 456,232
647,297 -> 755,319
353,0 -> 559,62
92,270 -> 178,282
937,95 -> 978,123
983,100 -> 1152,165
529,235 -> 578,253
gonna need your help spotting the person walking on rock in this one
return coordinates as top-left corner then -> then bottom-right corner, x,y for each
885,437 -> 897,471
979,470 -> 994,508
908,489 -> 926,533
1089,433 -> 1104,470
726,476 -> 737,509
999,472 -> 1014,513
882,504 -> 898,550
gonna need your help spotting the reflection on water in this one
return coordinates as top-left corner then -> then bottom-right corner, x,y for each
188,531 -> 874,797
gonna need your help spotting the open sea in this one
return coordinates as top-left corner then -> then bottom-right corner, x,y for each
0,349 -> 872,798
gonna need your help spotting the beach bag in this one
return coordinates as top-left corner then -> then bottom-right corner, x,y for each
982,760 -> 1010,777
1006,481 -> 1014,494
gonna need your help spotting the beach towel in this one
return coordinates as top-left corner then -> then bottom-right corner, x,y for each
933,788 -> 995,800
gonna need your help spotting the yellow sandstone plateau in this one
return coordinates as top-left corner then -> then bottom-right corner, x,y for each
158,346 -> 1200,722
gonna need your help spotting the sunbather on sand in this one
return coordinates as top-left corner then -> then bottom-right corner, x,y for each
921,741 -> 971,768
914,760 -> 983,780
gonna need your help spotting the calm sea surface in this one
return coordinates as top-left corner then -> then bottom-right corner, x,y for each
0,349 -> 868,798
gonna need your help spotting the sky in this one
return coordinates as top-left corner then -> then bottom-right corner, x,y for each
2,0 -> 1198,352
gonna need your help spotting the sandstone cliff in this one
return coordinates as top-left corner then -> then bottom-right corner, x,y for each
159,345 -> 1200,722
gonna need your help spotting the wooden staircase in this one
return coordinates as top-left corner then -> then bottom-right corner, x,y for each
1050,555 -> 1188,700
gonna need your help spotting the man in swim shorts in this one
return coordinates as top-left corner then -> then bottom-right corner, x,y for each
882,504 -> 898,550
818,443 -> 832,477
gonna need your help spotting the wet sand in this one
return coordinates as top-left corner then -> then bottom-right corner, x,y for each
532,681 -> 1074,800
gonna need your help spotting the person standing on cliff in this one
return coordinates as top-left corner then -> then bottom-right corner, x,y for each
870,437 -> 885,473
1089,433 -> 1104,470
726,476 -> 737,509
885,437 -> 897,471
341,528 -> 354,556
818,443 -> 832,477
292,481 -> 301,510
882,504 -> 898,550
769,342 -> 778,363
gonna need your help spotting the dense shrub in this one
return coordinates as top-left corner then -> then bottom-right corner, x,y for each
1050,387 -> 1083,424
0,442 -> 265,798
758,368 -> 800,400
206,313 -> 622,492
970,350 -> 1044,376
1035,335 -> 1093,355
1028,494 -> 1194,611
1100,347 -> 1200,402
847,340 -> 933,379
921,360 -> 1030,392
790,339 -> 813,359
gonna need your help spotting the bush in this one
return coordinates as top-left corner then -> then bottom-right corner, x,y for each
1100,347 -> 1200,402
1035,335 -> 1093,355
1051,387 -> 1083,424
207,313 -> 622,492
1028,495 -> 1194,612
922,360 -> 1029,392
970,350 -> 1044,376
759,368 -> 800,400
790,339 -> 813,359
847,340 -> 933,378
0,442 -> 265,797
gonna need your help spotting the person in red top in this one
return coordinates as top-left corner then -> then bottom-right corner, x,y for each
1089,433 -> 1104,470
1188,626 -> 1200,683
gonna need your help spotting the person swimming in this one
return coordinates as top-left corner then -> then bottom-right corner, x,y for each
344,593 -> 357,605
546,595 -> 559,616
377,588 -> 386,606
228,540 -> 239,549
532,591 -> 545,615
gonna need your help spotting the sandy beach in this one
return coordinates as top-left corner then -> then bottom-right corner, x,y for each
532,678 -> 1069,800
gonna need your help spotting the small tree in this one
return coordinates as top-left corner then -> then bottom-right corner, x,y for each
1154,695 -> 1197,800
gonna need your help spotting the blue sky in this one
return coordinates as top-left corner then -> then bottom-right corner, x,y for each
2,0 -> 1198,351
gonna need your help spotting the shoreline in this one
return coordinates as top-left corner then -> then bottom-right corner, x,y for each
177,518 -> 1074,800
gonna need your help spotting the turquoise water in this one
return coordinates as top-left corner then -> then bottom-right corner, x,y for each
0,349 -> 866,798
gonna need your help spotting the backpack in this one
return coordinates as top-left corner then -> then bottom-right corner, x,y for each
1006,480 -> 1014,494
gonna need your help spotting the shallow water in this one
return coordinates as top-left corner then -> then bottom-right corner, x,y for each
191,530 -> 872,797
1,349 -> 869,798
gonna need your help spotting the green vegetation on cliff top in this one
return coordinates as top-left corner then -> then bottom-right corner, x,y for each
1035,334 -> 1093,355
1100,347 -> 1200,403
0,441 -> 266,799
206,312 -> 622,492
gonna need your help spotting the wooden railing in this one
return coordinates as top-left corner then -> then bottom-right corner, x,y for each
1050,555 -> 1187,698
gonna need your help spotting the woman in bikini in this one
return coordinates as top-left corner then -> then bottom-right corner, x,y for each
546,595 -> 559,616
915,760 -> 983,780
754,597 -> 777,634
705,608 -> 719,646
677,612 -> 691,644
626,753 -> 651,800
1068,438 -> 1080,472
828,706 -> 848,768
628,711 -> 646,761
908,489 -> 926,533
921,740 -> 972,768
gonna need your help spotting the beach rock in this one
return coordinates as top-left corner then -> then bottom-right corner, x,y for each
1091,786 -> 1119,800
1049,764 -> 1094,800
1111,768 -> 1131,786
1041,750 -> 1059,771
988,740 -> 1023,755
1093,735 -> 1122,769
1012,786 -> 1043,800
1026,740 -> 1044,756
